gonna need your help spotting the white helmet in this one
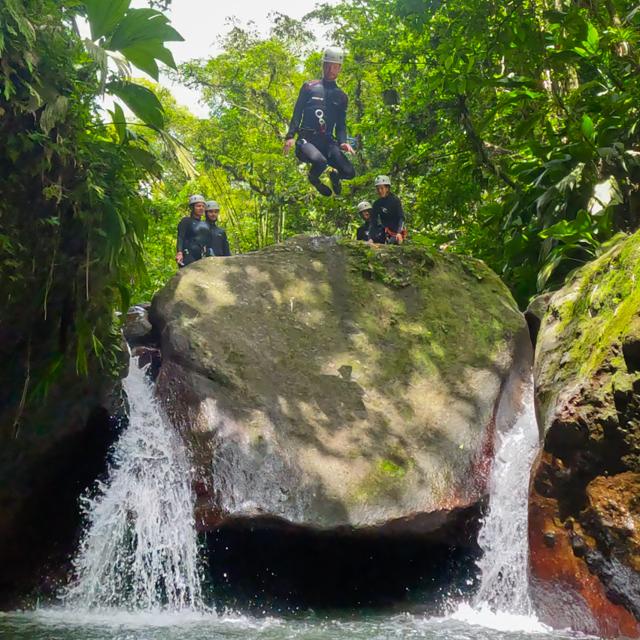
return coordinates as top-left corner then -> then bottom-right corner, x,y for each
322,46 -> 344,65
205,200 -> 220,211
188,194 -> 205,205
357,201 -> 372,213
374,175 -> 391,187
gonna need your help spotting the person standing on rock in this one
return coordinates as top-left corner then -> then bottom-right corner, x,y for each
175,194 -> 212,267
204,200 -> 231,257
283,46 -> 356,197
356,201 -> 384,244
372,175 -> 407,245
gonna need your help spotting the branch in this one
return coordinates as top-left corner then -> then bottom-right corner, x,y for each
457,94 -> 518,190
217,161 -> 297,205
219,162 -> 270,197
187,78 -> 285,137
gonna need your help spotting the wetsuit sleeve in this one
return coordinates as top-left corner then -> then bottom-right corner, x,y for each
371,216 -> 385,244
372,199 -> 383,222
335,92 -> 348,145
286,83 -> 309,140
356,225 -> 366,241
176,217 -> 189,253
390,194 -> 405,232
222,231 -> 231,256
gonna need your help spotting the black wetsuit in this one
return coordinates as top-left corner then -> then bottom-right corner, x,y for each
206,220 -> 231,257
176,216 -> 211,266
372,193 -> 405,242
356,215 -> 384,243
286,79 -> 355,185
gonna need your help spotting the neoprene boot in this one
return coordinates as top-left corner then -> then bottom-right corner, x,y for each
329,170 -> 342,195
309,175 -> 332,197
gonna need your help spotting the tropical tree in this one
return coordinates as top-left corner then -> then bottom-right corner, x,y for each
312,0 -> 640,301
0,0 -> 185,435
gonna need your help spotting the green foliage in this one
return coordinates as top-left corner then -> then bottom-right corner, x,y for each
108,80 -> 165,128
0,0 -> 183,435
307,0 -> 640,304
143,0 -> 640,307
4,0 -> 640,441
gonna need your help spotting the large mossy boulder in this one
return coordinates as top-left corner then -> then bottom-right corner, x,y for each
151,236 -> 528,534
529,230 -> 640,637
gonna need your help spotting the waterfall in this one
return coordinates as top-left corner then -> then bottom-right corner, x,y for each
470,377 -> 541,614
65,355 -> 203,611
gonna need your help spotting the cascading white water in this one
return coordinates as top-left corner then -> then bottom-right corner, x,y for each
64,355 -> 203,611
472,377 -> 541,615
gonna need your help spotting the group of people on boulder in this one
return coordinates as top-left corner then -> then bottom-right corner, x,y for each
175,45 -> 407,267
175,195 -> 231,268
356,175 -> 406,245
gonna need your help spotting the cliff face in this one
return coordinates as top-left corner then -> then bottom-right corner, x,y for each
151,236 -> 529,534
0,368 -> 120,608
529,230 -> 640,637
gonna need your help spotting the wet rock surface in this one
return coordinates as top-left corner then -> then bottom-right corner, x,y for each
524,292 -> 553,349
0,381 -> 121,608
529,230 -> 640,636
151,236 -> 528,533
123,304 -> 153,345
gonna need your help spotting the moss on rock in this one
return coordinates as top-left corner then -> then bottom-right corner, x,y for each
530,229 -> 640,632
152,235 -> 527,529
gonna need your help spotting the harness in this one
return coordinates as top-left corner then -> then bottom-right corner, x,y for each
299,80 -> 343,139
184,219 -> 211,258
385,227 -> 408,241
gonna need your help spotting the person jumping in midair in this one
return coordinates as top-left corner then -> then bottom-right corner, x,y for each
283,46 -> 356,197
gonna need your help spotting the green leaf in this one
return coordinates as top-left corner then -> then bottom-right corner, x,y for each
396,0 -> 428,18
84,0 -> 130,40
120,45 -> 158,79
514,117 -> 536,139
156,129 -> 198,179
106,81 -> 164,129
4,0 -> 36,46
105,9 -> 182,77
585,22 -> 599,53
537,250 -> 564,291
40,95 -> 69,134
110,102 -> 127,143
549,49 -> 583,65
536,187 -> 559,216
109,9 -> 183,52
539,210 -> 595,244
581,114 -> 595,142
103,202 -> 127,239
121,41 -> 177,80
118,285 -> 131,312
125,146 -> 163,177
625,4 -> 640,23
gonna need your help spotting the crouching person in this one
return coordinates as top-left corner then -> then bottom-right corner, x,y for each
205,200 -> 231,257
372,175 -> 407,245
356,200 -> 384,244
